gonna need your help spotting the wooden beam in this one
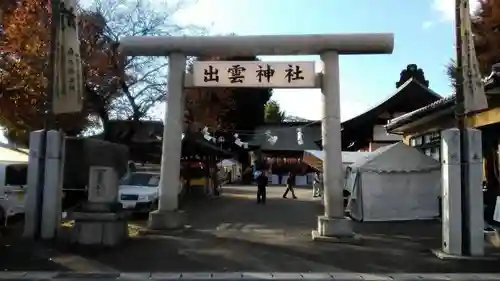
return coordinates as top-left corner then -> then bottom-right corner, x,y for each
466,107 -> 500,128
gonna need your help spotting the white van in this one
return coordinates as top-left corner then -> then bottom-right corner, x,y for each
0,161 -> 28,224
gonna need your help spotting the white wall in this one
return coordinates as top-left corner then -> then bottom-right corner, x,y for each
372,125 -> 403,142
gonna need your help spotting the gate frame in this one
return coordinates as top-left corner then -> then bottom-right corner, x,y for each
118,33 -> 394,240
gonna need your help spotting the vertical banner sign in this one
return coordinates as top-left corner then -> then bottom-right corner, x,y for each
460,0 -> 488,114
53,0 -> 83,114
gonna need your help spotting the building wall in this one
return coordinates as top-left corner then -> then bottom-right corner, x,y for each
368,141 -> 395,151
403,135 -> 411,145
397,113 -> 464,162
399,108 -> 500,183
401,107 -> 500,151
372,125 -> 403,142
395,107 -> 500,213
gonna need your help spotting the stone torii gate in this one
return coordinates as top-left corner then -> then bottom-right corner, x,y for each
118,33 -> 394,240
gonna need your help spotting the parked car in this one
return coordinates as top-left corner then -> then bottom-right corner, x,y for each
118,172 -> 160,212
0,161 -> 28,225
118,171 -> 186,212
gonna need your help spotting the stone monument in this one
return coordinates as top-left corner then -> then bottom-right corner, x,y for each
70,166 -> 128,246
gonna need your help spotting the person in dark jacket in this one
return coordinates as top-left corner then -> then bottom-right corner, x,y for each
128,161 -> 137,174
256,171 -> 268,204
282,171 -> 298,199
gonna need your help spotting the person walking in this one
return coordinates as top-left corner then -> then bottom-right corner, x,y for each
127,161 -> 137,174
256,170 -> 268,204
312,171 -> 322,198
212,167 -> 221,196
283,171 -> 297,199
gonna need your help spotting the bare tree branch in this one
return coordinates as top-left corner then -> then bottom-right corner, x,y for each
85,0 -> 206,121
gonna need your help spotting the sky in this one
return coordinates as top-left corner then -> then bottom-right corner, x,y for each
0,0 -> 477,143
169,0 -> 476,121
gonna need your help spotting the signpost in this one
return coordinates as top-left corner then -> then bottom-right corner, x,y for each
193,61 -> 316,88
52,0 -> 84,114
24,0 -> 83,240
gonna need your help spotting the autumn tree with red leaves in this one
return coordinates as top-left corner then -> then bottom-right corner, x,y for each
0,0 -> 90,145
183,56 -> 272,136
184,56 -> 236,133
0,0 -> 205,144
446,0 -> 500,88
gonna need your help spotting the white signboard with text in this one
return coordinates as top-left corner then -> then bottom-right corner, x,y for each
53,0 -> 84,114
193,61 -> 316,88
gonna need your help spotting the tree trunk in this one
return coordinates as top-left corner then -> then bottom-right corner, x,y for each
99,109 -> 111,141
120,80 -> 142,121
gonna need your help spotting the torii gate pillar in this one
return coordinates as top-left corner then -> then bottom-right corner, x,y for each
119,34 -> 394,239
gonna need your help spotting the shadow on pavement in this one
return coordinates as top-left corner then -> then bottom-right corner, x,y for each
48,226 -> 500,273
1,185 -> 500,273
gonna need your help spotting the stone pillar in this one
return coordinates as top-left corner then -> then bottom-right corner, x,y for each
435,128 -> 484,258
23,130 -> 45,238
41,130 -> 65,239
148,52 -> 186,230
465,128 -> 484,256
312,51 -> 354,241
440,128 -> 462,256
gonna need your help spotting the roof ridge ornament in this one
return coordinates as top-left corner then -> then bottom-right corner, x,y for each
396,64 -> 429,88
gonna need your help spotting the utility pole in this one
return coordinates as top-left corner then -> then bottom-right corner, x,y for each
454,0 -> 471,255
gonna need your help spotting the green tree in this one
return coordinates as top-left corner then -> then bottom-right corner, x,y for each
446,60 -> 458,90
264,100 -> 286,123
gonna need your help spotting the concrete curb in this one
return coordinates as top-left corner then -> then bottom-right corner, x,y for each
1,272 -> 500,280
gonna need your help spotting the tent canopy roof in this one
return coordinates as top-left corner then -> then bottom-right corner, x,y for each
304,150 -> 373,165
350,142 -> 440,172
218,159 -> 239,166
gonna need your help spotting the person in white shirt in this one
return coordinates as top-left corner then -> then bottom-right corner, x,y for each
312,171 -> 322,198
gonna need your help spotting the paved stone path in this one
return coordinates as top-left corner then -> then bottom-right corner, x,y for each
1,185 -> 500,274
2,272 -> 500,280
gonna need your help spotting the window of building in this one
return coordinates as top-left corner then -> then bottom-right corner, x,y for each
430,131 -> 441,142
410,138 -> 416,146
410,136 -> 422,146
423,134 -> 432,144
431,147 -> 440,161
409,131 -> 442,161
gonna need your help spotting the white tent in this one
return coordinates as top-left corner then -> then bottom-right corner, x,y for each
345,142 -> 441,222
303,150 -> 373,171
341,151 -> 374,167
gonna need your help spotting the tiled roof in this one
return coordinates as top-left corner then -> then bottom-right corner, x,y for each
385,95 -> 456,132
341,77 -> 442,128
